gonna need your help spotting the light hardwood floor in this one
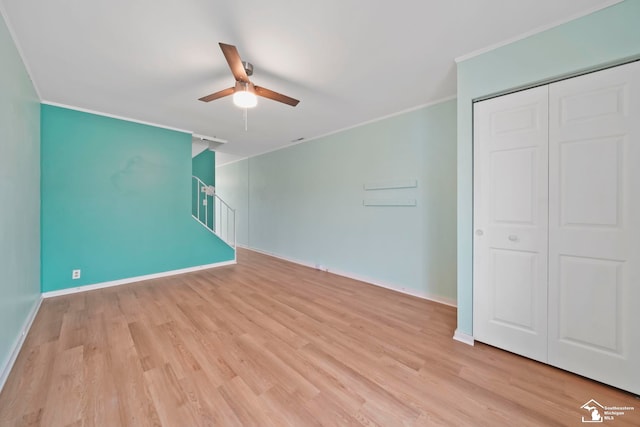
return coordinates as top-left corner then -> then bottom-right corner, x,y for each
0,249 -> 637,426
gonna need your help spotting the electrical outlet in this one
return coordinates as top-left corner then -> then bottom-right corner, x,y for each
72,269 -> 81,279
202,199 -> 207,206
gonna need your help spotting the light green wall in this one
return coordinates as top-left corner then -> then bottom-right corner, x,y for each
456,0 -> 640,335
218,100 -> 457,301
41,105 -> 234,293
0,14 -> 40,378
215,158 -> 249,247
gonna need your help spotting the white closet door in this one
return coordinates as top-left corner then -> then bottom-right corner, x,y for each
548,61 -> 640,394
473,86 -> 549,362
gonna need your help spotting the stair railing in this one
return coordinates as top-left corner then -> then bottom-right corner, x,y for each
192,176 -> 236,248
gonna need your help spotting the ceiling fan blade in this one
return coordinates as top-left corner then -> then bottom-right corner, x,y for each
219,43 -> 249,83
254,86 -> 300,107
198,87 -> 235,102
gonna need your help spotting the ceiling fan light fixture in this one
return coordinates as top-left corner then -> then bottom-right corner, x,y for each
233,82 -> 257,108
198,43 -> 299,108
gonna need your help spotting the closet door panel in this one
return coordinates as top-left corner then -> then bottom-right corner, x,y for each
473,86 -> 549,362
548,61 -> 640,394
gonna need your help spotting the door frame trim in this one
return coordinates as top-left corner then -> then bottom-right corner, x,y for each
473,55 -> 640,104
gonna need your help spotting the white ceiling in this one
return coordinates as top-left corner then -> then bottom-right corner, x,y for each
1,0 -> 619,163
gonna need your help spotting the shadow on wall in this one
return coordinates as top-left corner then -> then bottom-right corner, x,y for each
111,155 -> 169,195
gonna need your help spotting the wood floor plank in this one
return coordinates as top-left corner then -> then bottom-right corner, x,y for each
263,337 -> 367,415
304,392 -> 364,427
300,343 -> 420,421
180,371 -> 243,427
143,364 -> 198,427
261,384 -> 322,427
235,333 -> 319,400
128,321 -> 165,372
1,248 -> 638,426
0,341 -> 56,426
217,376 -> 276,427
81,350 -> 120,427
178,329 -> 236,386
40,345 -> 83,427
104,310 -> 161,426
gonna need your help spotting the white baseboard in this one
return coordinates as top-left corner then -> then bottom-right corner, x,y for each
0,296 -> 42,393
330,267 -> 457,307
453,329 -> 475,346
243,246 -> 457,308
246,246 -> 317,269
42,260 -> 237,298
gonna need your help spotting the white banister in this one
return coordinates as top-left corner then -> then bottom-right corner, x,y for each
192,176 -> 236,249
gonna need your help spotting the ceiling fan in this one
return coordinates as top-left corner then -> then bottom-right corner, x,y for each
198,43 -> 300,108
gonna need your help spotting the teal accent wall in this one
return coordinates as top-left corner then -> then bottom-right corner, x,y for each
456,0 -> 640,335
192,149 -> 215,186
215,159 -> 249,247
191,149 -> 215,228
0,14 -> 40,378
41,105 -> 234,293
218,100 -> 457,302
